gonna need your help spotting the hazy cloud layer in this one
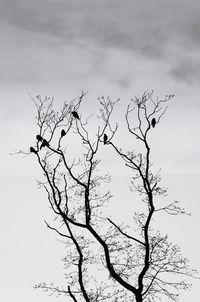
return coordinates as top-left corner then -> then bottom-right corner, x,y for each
170,58 -> 200,84
1,0 -> 200,86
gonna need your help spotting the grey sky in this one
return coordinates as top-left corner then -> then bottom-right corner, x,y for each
1,0 -> 200,86
1,1 -> 200,301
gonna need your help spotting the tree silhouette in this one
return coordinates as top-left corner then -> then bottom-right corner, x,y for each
28,91 -> 198,302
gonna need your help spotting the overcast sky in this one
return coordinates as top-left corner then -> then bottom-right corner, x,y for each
1,1 -> 200,301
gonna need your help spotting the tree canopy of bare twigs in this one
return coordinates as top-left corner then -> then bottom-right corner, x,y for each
26,91 -> 198,302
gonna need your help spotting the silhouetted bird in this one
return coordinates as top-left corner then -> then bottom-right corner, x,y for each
30,146 -> 37,154
36,134 -> 43,142
151,118 -> 156,128
72,111 -> 79,120
61,129 -> 66,137
103,134 -> 108,145
40,139 -> 49,150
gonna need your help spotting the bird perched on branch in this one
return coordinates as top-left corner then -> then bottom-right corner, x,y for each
30,147 -> 37,154
72,111 -> 79,120
40,139 -> 49,150
151,118 -> 156,128
36,134 -> 43,141
61,129 -> 66,137
103,134 -> 108,145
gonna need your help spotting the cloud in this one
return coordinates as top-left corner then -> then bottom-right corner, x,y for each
170,57 -> 200,84
1,0 -> 200,54
1,0 -> 200,87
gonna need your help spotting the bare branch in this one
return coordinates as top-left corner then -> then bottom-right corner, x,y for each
25,91 -> 198,302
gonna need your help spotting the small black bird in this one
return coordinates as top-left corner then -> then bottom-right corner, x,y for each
103,134 -> 108,145
36,134 -> 43,142
61,129 -> 66,137
40,139 -> 49,150
30,146 -> 37,154
151,118 -> 156,128
72,111 -> 79,120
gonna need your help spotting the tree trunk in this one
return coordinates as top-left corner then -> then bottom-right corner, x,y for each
135,292 -> 143,302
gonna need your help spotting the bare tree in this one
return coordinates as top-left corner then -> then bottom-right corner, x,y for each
27,91 -> 198,302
